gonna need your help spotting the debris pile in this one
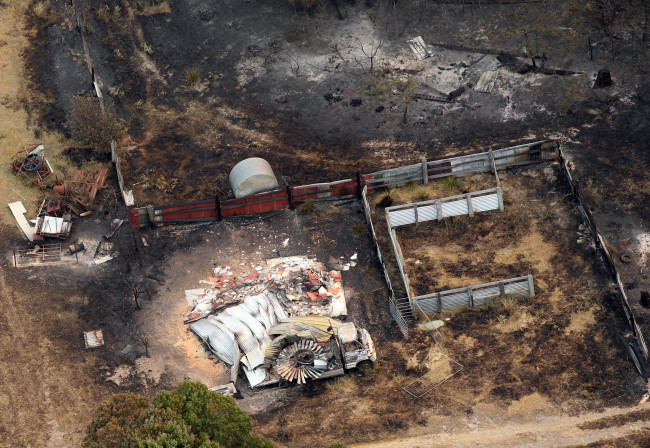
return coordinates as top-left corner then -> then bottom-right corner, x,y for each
187,256 -> 352,389
184,256 -> 347,322
11,144 -> 53,188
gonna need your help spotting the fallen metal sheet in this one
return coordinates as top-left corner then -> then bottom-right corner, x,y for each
8,201 -> 35,241
475,70 -> 499,93
406,36 -> 432,60
84,330 -> 104,349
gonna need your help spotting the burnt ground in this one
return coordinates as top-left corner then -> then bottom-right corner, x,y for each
11,0 -> 650,446
30,0 -> 650,206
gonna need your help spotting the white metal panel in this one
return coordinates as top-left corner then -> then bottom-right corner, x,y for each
440,199 -> 468,218
472,193 -> 499,212
418,204 -> 438,222
388,208 -> 416,227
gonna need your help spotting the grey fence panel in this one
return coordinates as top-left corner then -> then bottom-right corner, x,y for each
504,280 -> 530,296
472,285 -> 501,306
440,291 -> 471,308
451,154 -> 490,173
417,297 -> 440,313
471,193 -> 499,212
440,199 -> 469,218
389,296 -> 410,339
412,276 -> 534,312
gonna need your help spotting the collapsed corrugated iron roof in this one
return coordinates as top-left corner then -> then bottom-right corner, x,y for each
189,256 -> 349,387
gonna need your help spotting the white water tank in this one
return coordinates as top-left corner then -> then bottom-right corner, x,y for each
229,157 -> 279,198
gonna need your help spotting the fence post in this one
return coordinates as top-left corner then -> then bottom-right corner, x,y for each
422,157 -> 428,185
497,187 -> 504,211
356,172 -> 362,198
437,292 -> 442,311
466,193 -> 474,217
414,203 -> 419,225
286,185 -> 294,210
527,275 -> 535,297
436,200 -> 443,221
499,281 -> 506,297
216,196 -> 222,220
468,286 -> 474,307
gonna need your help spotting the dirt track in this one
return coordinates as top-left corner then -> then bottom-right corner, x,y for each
351,402 -> 650,448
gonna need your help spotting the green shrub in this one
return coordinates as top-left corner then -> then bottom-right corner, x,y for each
84,381 -> 276,448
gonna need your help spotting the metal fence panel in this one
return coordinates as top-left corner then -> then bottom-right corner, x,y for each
504,280 -> 530,296
389,208 -> 418,227
417,297 -> 440,313
418,205 -> 438,222
471,193 -> 499,212
472,285 -> 501,306
440,199 -> 469,218
440,291 -> 470,308
389,296 -> 410,339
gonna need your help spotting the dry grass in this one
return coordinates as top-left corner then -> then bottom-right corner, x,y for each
565,305 -> 600,334
370,173 -> 497,210
0,0 -> 70,226
506,392 -> 555,418
137,1 -> 172,16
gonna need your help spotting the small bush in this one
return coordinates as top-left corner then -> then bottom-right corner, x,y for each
392,76 -> 418,96
440,177 -> 458,191
365,79 -> 391,96
185,68 -> 201,86
352,220 -> 366,235
301,199 -> 315,214
143,42 -> 153,55
327,443 -> 348,448
69,97 -> 126,155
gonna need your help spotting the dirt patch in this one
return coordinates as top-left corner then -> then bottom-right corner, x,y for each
578,408 -> 650,431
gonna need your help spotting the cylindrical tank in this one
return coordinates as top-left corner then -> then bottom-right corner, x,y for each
229,157 -> 279,199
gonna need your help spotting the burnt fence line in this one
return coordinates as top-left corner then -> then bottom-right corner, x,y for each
557,146 -> 648,372
128,140 -> 557,229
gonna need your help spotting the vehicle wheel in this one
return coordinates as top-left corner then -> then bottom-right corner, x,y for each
357,360 -> 374,372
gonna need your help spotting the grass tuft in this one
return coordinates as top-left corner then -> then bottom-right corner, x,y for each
185,68 -> 201,86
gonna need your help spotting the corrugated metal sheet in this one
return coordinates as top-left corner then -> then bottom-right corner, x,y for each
389,208 -> 417,227
472,285 -> 501,306
471,193 -> 499,212
440,199 -> 468,218
416,297 -> 440,313
475,70 -> 499,93
504,280 -> 530,296
440,291 -> 470,309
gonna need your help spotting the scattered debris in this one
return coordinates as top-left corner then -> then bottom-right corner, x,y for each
186,256 -> 348,321
84,330 -> 104,349
33,214 -> 72,240
14,243 -> 70,267
8,201 -> 35,241
53,167 -> 109,212
406,36 -> 432,60
475,70 -> 499,93
67,241 -> 85,254
11,144 -> 54,188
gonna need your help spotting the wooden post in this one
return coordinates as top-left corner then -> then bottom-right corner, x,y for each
286,186 -> 294,210
437,292 -> 442,312
489,149 -> 495,173
497,187 -> 504,211
436,200 -> 443,221
422,157 -> 429,185
527,275 -> 535,297
414,203 -> 419,225
466,193 -> 474,218
499,281 -> 506,297
468,287 -> 474,307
